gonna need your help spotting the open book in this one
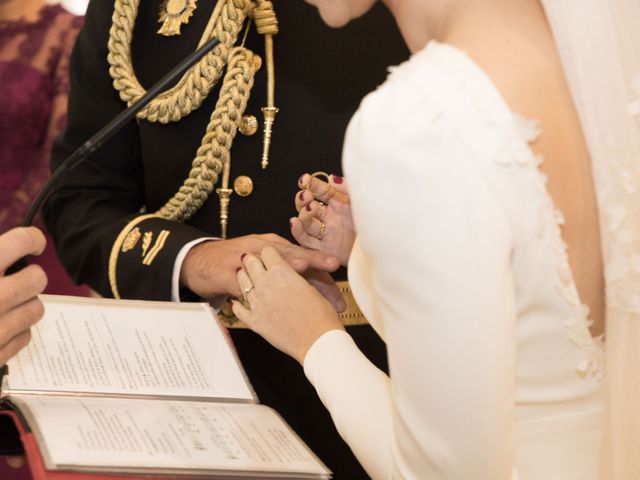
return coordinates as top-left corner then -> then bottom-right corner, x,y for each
0,295 -> 331,479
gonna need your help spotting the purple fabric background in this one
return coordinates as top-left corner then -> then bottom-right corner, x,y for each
0,5 -> 88,296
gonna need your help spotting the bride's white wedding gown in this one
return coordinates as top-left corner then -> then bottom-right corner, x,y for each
303,42 -> 605,480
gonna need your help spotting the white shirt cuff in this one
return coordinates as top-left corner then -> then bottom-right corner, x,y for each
171,237 -> 218,301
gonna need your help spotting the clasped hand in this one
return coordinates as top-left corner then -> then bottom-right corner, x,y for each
231,173 -> 358,365
232,245 -> 344,365
180,233 -> 346,311
291,173 -> 354,266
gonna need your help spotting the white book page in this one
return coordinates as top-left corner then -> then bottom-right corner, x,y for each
14,396 -> 329,477
6,295 -> 254,401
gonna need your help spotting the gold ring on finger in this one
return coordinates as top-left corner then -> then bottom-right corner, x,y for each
243,285 -> 254,303
317,221 -> 326,240
319,202 -> 327,220
306,172 -> 331,198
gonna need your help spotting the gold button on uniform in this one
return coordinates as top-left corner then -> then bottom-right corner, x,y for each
239,115 -> 259,136
233,175 -> 254,197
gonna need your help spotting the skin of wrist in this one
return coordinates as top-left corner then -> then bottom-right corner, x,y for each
180,241 -> 219,294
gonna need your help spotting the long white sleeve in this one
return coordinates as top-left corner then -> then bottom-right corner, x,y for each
304,50 -> 518,479
304,331 -> 393,479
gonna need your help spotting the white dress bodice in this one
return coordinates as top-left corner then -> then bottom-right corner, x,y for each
303,42 -> 604,479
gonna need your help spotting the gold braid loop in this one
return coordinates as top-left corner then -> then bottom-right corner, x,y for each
253,0 -> 278,35
108,0 -> 253,124
156,47 -> 256,222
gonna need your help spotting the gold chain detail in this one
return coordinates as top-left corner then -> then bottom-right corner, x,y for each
156,47 -> 256,222
108,0 -> 252,123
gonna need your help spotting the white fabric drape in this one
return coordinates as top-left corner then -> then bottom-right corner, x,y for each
541,1 -> 640,477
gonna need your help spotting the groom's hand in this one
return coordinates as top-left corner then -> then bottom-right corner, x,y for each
181,233 -> 342,305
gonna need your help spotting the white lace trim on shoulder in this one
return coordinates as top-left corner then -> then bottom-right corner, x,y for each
411,42 -> 607,380
508,114 -> 605,381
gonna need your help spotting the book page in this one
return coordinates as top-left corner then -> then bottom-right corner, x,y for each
14,396 -> 329,478
6,295 -> 254,402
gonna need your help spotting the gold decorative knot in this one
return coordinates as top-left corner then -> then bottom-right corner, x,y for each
252,0 -> 278,36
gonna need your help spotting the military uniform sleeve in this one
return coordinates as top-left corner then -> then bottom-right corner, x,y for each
43,0 -> 206,300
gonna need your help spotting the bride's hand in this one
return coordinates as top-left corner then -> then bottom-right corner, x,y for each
292,173 -> 354,267
232,246 -> 344,365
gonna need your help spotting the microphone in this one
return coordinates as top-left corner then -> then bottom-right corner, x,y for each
7,36 -> 222,274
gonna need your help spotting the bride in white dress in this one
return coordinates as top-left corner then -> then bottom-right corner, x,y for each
232,0 -> 640,478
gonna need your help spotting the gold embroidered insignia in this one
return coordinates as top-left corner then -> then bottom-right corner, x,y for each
157,0 -> 197,36
141,232 -> 153,258
122,227 -> 141,253
143,230 -> 171,265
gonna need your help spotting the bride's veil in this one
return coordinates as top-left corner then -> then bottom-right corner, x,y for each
541,0 -> 640,476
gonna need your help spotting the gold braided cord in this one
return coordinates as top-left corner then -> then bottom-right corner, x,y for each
254,1 -> 278,169
253,0 -> 278,35
253,0 -> 278,104
253,1 -> 277,110
107,0 -> 278,276
156,47 -> 256,222
264,34 -> 276,106
108,0 -> 253,123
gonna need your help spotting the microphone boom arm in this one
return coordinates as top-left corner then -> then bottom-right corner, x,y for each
9,37 -> 221,273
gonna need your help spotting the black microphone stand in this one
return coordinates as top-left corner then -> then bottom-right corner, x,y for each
7,36 -> 221,274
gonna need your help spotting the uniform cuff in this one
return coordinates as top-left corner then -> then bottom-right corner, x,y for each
109,215 -> 207,300
171,237 -> 217,301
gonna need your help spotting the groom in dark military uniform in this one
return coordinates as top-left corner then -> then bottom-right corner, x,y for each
44,1 -> 407,477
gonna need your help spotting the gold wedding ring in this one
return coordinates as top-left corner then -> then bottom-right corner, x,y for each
317,221 -> 326,240
306,171 -> 331,198
243,285 -> 254,302
319,202 -> 327,219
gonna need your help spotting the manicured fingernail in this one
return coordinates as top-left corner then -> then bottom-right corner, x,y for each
305,204 -> 312,212
332,174 -> 343,184
241,253 -> 247,261
299,191 -> 305,201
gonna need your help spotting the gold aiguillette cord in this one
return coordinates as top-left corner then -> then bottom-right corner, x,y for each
261,30 -> 277,170
217,20 -> 252,239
